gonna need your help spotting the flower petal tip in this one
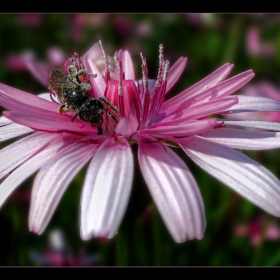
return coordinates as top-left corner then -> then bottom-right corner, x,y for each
29,226 -> 42,236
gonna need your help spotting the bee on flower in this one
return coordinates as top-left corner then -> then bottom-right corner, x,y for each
1,41 -> 280,243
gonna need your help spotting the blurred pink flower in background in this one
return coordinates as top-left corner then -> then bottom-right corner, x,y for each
234,216 -> 280,246
113,16 -> 133,34
113,16 -> 152,37
17,14 -> 42,27
6,47 -> 66,87
6,52 -> 35,72
185,13 -> 224,30
71,14 -> 109,41
2,41 -> 280,243
246,27 -> 275,57
29,229 -> 98,266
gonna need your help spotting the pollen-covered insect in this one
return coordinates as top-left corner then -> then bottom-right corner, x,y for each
48,53 -> 119,135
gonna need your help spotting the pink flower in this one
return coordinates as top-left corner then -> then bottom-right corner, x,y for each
246,27 -> 275,57
17,14 -> 42,27
234,216 -> 280,246
29,229 -> 98,266
1,41 -> 280,243
6,47 -> 66,87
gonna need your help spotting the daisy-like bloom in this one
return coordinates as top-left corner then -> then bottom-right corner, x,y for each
2,41 -> 280,243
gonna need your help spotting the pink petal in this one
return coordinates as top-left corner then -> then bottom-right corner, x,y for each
157,96 -> 238,125
80,137 -> 134,240
0,132 -> 59,180
115,114 -> 139,137
160,70 -> 254,118
229,96 -> 280,113
201,128 -> 280,150
165,57 -> 187,95
142,118 -> 217,137
4,111 -> 96,135
82,42 -> 103,62
116,49 -> 135,80
25,60 -> 50,87
178,136 -> 280,217
160,63 -> 234,114
82,47 -> 106,99
0,123 -> 34,141
29,141 -> 98,235
188,70 -> 254,107
0,135 -> 64,208
0,83 -> 59,112
138,141 -> 205,242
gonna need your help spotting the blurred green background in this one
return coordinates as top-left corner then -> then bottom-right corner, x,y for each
1,13 -> 280,266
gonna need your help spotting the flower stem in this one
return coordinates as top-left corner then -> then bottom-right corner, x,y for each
115,229 -> 129,266
221,15 -> 244,64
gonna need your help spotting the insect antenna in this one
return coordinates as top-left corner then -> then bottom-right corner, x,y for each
71,107 -> 83,122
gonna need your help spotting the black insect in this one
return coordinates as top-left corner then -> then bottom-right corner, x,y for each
48,60 -> 119,135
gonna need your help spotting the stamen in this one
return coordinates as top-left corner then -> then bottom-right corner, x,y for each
99,40 -> 111,83
69,52 -> 84,71
114,52 -> 123,96
140,52 -> 150,128
159,44 -> 164,67
155,44 -> 164,88
140,53 -> 148,94
145,44 -> 168,126
163,60 -> 169,81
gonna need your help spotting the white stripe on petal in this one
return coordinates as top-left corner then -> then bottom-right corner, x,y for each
80,137 -> 134,240
229,96 -> 280,113
0,116 -> 12,125
0,132 -> 59,180
201,128 -> 280,150
0,136 -> 64,208
179,136 -> 280,216
0,123 -> 34,141
29,141 -> 97,235
138,141 -> 205,243
222,120 -> 280,131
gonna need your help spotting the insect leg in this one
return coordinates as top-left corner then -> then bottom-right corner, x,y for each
99,97 -> 120,117
97,126 -> 103,135
71,104 -> 85,122
103,107 -> 118,124
58,104 -> 66,113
